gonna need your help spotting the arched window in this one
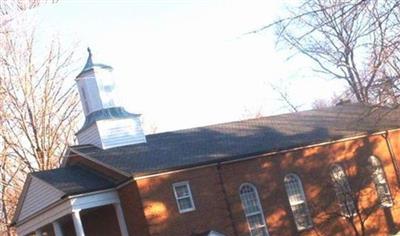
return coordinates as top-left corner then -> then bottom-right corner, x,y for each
239,184 -> 269,236
369,156 -> 393,207
330,165 -> 356,216
284,174 -> 313,231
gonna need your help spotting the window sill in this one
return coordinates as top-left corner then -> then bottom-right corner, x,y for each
380,203 -> 393,208
296,225 -> 313,232
178,207 -> 196,214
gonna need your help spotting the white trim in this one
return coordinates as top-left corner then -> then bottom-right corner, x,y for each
52,221 -> 63,236
71,191 -> 120,211
134,163 -> 218,180
72,210 -> 85,236
68,188 -> 116,199
113,203 -> 129,236
172,181 -> 196,213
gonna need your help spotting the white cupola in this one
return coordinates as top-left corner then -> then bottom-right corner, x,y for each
75,48 -> 146,149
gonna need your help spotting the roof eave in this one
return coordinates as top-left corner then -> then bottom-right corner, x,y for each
132,128 -> 400,180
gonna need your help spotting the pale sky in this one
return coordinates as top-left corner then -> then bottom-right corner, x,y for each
32,0 -> 346,133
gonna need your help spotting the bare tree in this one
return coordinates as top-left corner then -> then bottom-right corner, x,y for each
269,0 -> 400,105
0,144 -> 25,236
0,1 -> 80,234
0,28 -> 80,171
0,0 -> 58,15
311,160 -> 395,236
312,93 -> 345,109
269,81 -> 301,112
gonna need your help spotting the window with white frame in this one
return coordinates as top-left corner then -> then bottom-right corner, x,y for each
284,174 -> 313,231
173,181 -> 195,213
369,156 -> 393,207
239,184 -> 269,236
330,165 -> 356,216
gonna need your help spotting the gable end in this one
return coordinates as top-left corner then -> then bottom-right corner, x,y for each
16,176 -> 65,223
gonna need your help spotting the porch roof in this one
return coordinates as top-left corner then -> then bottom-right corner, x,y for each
31,165 -> 117,196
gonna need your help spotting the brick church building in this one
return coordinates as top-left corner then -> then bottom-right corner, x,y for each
11,49 -> 400,236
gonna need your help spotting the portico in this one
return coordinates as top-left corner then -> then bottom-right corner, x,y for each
11,164 -> 130,236
16,189 -> 128,236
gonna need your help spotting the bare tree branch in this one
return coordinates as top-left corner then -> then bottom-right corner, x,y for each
0,1 -> 79,234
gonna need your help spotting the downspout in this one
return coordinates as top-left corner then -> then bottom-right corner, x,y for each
382,131 -> 400,186
216,163 -> 239,236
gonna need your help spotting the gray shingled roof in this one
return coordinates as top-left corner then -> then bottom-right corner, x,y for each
70,104 -> 400,177
31,165 -> 117,195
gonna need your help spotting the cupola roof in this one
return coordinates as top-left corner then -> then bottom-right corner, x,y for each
76,48 -> 113,78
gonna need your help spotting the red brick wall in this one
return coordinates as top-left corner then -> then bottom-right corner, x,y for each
136,166 -> 236,236
118,182 -> 150,236
81,205 -> 122,236
134,130 -> 400,236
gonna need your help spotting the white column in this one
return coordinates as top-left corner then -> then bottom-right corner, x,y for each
35,229 -> 42,236
72,210 -> 85,236
113,203 -> 129,236
52,221 -> 64,236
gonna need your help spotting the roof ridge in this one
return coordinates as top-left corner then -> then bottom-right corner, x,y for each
143,104 -> 365,137
69,103 -> 398,150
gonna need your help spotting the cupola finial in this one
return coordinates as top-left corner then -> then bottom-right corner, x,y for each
79,47 -> 94,75
87,47 -> 92,57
